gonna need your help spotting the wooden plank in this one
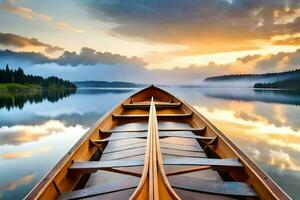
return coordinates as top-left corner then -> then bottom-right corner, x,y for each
100,127 -> 205,134
123,102 -> 181,109
164,158 -> 243,169
161,148 -> 206,158
93,132 -> 215,142
103,147 -> 205,161
69,160 -> 144,173
160,142 -> 203,152
104,142 -> 146,154
169,176 -> 257,197
112,113 -> 192,119
58,177 -> 139,200
103,141 -> 203,154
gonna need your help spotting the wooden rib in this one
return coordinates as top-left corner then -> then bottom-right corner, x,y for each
100,127 -> 205,134
123,102 -> 181,109
129,97 -> 153,200
166,166 -> 212,176
112,113 -> 192,119
130,97 -> 181,200
101,168 -> 142,177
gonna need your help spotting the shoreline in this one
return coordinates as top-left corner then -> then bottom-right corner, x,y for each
0,83 -> 76,92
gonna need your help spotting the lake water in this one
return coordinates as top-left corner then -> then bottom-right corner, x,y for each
0,88 -> 299,199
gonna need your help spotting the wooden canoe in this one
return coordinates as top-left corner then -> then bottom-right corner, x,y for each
25,85 -> 291,200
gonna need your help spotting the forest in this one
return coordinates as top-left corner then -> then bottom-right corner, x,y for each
0,65 -> 76,90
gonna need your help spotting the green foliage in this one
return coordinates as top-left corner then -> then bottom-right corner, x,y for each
0,65 -> 76,90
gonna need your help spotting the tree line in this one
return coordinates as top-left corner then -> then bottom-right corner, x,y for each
205,69 -> 300,81
0,65 -> 76,89
254,77 -> 300,90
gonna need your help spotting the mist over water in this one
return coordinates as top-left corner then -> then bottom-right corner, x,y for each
0,88 -> 299,199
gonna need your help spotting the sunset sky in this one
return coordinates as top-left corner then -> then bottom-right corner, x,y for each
1,0 -> 300,84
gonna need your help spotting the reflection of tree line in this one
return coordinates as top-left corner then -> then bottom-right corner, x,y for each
203,89 -> 300,106
0,89 -> 76,110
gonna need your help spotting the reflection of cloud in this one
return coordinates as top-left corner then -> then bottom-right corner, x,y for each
269,150 -> 300,171
0,146 -> 51,160
0,120 -> 87,145
194,104 -> 300,152
0,173 -> 35,196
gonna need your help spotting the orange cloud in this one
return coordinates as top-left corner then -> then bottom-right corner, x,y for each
1,0 -> 52,21
56,22 -> 83,33
0,0 -> 83,34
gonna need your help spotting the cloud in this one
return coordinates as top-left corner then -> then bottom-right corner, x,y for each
85,0 -> 300,54
0,47 -> 299,84
0,47 -> 148,67
273,37 -> 300,46
0,0 -> 52,21
55,47 -> 148,66
0,33 -> 64,54
0,0 -> 83,33
56,22 -> 83,33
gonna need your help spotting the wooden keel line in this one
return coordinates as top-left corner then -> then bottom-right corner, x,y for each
130,98 -> 181,200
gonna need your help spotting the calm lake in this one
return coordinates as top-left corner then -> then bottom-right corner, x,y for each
0,87 -> 299,199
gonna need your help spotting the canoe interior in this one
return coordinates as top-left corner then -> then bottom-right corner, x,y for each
25,85 -> 290,200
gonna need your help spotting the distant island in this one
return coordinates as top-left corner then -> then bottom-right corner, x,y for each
0,65 -> 76,91
203,69 -> 300,88
74,81 -> 140,88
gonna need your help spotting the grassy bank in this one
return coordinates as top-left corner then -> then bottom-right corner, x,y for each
0,83 -> 42,91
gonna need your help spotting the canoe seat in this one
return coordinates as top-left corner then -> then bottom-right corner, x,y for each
112,113 -> 192,119
100,127 -> 205,134
164,158 -> 243,170
69,160 -> 144,173
93,132 -> 216,142
123,102 -> 181,109
102,141 -> 204,154
69,158 -> 242,174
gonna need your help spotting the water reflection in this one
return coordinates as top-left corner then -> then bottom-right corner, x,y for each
0,87 -> 299,199
202,88 -> 300,106
0,89 -> 76,110
0,88 -> 137,200
0,174 -> 35,198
